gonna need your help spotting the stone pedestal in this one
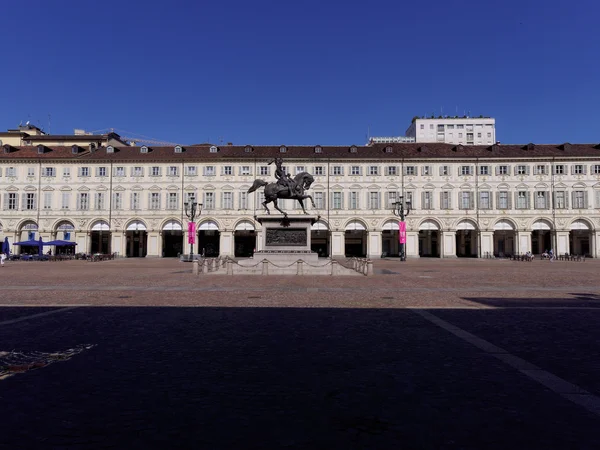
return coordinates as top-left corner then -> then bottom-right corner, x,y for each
253,215 -> 319,263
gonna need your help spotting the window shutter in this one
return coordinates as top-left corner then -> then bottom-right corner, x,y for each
545,191 -> 550,209
506,193 -> 512,210
95,167 -> 100,177
596,191 -> 600,208
3,193 -> 7,210
514,192 -> 519,209
359,167 -> 363,176
571,191 -> 575,208
148,193 -> 153,209
439,192 -> 444,209
421,192 -> 426,210
583,165 -> 588,175
469,166 -> 474,176
403,166 -> 407,176
526,166 -> 530,175
489,193 -> 493,210
439,166 -> 444,176
585,191 -> 589,208
470,192 -> 475,209
513,166 -> 518,176
458,167 -> 462,176
526,192 -> 531,209
495,166 -> 500,176
78,167 -> 83,177
21,193 -> 27,210
570,165 -> 575,175
495,192 -> 500,209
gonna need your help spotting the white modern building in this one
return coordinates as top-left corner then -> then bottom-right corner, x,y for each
406,117 -> 496,145
0,126 -> 598,260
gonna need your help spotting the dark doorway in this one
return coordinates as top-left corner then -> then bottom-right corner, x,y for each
163,231 -> 183,257
199,230 -> 220,257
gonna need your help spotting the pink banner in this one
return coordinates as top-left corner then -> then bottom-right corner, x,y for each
398,221 -> 406,244
188,222 -> 196,244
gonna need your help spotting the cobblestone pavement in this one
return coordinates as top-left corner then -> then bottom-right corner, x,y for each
1,258 -> 600,449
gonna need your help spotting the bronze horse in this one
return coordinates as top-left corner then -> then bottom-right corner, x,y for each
248,171 -> 316,216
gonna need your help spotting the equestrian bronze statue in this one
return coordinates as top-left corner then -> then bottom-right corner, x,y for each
248,158 -> 316,216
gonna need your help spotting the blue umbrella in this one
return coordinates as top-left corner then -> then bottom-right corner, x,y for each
44,240 -> 77,246
2,237 -> 9,255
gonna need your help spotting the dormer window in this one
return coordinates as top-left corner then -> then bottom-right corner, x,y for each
37,145 -> 45,154
314,145 -> 322,153
279,145 -> 287,153
106,145 -> 114,154
3,145 -> 11,154
244,145 -> 253,153
89,143 -> 96,151
174,145 -> 183,153
71,145 -> 79,154
210,145 -> 218,153
349,145 -> 358,153
140,146 -> 149,153
385,146 -> 393,153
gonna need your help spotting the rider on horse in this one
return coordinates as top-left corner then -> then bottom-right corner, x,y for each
271,158 -> 296,197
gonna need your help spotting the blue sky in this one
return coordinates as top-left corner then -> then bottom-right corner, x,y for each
1,0 -> 597,145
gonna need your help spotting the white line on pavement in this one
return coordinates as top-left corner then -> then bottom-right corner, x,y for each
411,308 -> 600,417
0,306 -> 81,326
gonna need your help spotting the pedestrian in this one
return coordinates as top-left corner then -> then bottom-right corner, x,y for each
0,252 -> 6,267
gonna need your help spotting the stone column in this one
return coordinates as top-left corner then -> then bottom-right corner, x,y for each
517,231 -> 531,255
220,231 -> 234,257
331,231 -> 345,258
442,230 -> 457,258
146,231 -> 160,257
479,231 -> 494,258
406,231 -> 419,258
556,230 -> 570,255
367,231 -> 381,259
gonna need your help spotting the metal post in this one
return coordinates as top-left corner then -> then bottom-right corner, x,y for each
184,197 -> 202,261
392,195 -> 411,262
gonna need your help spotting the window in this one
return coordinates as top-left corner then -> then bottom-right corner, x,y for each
593,165 -> 600,175
458,133 -> 463,138
447,124 -> 454,129
210,146 -> 218,153
77,193 -> 89,210
113,192 -> 122,210
368,191 -> 380,210
6,167 -> 16,177
554,165 -> 565,175
429,124 -> 434,130
131,192 -> 140,210
332,166 -> 343,176
487,132 -> 492,138
151,166 -> 161,177
5,193 -> 17,210
466,133 -> 474,141
167,192 -> 179,210
349,191 -> 360,209
386,166 -> 397,176
94,192 -> 105,210
295,166 -> 305,175
440,191 -> 452,209
516,165 -> 528,175
554,191 -> 567,209
332,192 -> 343,210
132,166 -> 143,177
516,191 -> 529,209
314,146 -> 322,153
422,191 -> 433,210
97,167 -> 107,177
175,145 -> 183,153
437,124 -> 444,132
279,146 -> 287,153
314,192 -> 324,209
27,167 -> 35,177
498,191 -> 510,209
460,166 -> 472,176
260,166 -> 270,176
573,191 -> 586,209
404,166 -> 416,176
61,192 -> 70,209
535,191 -> 548,209
24,193 -> 36,210
477,132 -> 482,138
223,166 -> 233,176
385,146 -> 393,153
535,165 -> 547,175
422,166 -> 432,176
185,166 -> 197,176
204,192 -> 215,209
222,192 -> 233,210
386,191 -> 397,209
440,166 -> 449,176
168,166 -> 179,177
369,166 -> 379,176
420,124 -> 424,130
573,164 -> 584,175
240,166 -> 251,176
313,166 -> 323,176
349,146 -> 357,153
43,192 -> 52,209
457,124 -> 464,129
149,192 -> 160,210
204,166 -> 215,176
140,146 -> 149,153
460,191 -> 473,210
479,166 -> 489,176
351,166 -> 361,176
43,167 -> 55,177
184,192 -> 197,205
115,167 -> 125,177
497,165 -> 509,176
479,191 -> 491,209
239,191 -> 248,210
79,167 -> 90,177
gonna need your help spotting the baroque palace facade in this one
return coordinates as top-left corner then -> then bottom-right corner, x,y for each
0,126 -> 599,259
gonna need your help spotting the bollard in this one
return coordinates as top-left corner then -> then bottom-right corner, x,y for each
366,259 -> 373,276
262,259 -> 269,275
330,260 -> 337,275
193,260 -> 199,275
226,260 -> 233,275
297,260 -> 303,276
202,259 -> 208,274
212,258 -> 218,271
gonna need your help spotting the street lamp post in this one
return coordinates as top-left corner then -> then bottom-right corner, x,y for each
392,195 -> 411,261
184,197 -> 202,261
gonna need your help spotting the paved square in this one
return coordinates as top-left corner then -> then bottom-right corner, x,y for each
1,258 -> 600,448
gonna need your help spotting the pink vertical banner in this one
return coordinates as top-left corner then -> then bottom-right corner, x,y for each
398,221 -> 407,244
188,222 -> 196,244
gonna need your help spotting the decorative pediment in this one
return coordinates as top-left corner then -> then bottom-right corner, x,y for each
441,183 -> 455,190
42,186 -> 55,192
60,186 -> 72,191
113,185 -> 126,192
78,186 -> 90,192
221,184 -> 235,190
166,184 -> 180,191
5,185 -> 18,192
515,183 -> 529,190
534,182 -> 549,189
385,184 -> 400,190
183,185 -> 197,191
24,185 -> 37,192
460,183 -> 473,190
404,183 -> 417,190
131,185 -> 144,191
479,183 -> 491,190
149,185 -> 162,191
554,182 -> 567,189
572,182 -> 587,188
97,185 -> 108,191
497,183 -> 510,190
